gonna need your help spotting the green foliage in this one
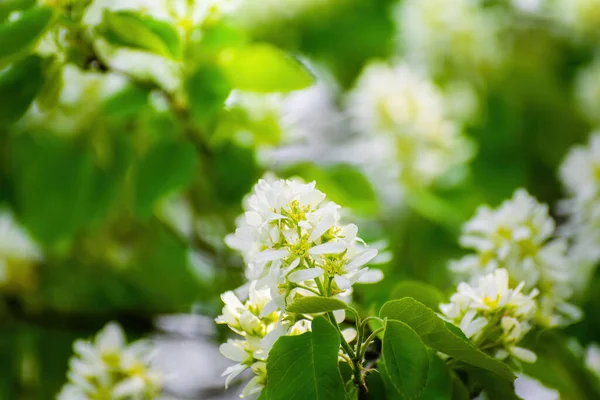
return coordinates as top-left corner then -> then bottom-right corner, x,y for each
420,351 -> 453,400
219,43 -> 314,92
0,55 -> 44,126
381,320 -> 430,400
134,140 -> 198,219
263,316 -> 345,400
100,11 -> 181,58
380,298 -> 515,381
287,296 -> 349,314
0,6 -> 53,65
186,65 -> 232,129
390,281 -> 446,311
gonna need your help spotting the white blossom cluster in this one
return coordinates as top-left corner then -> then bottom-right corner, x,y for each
346,61 -> 474,189
450,189 -> 580,327
0,210 -> 42,290
219,176 -> 380,396
558,133 -> 600,292
395,0 -> 506,75
58,322 -> 162,399
215,283 -> 310,397
441,269 -> 538,363
226,176 -> 382,311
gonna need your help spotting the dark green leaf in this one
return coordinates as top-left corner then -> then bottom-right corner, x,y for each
451,372 -> 470,400
381,320 -> 429,400
134,140 -> 198,218
0,54 -> 44,126
466,367 -> 521,400
102,84 -> 150,119
287,296 -> 348,314
264,316 -> 345,400
390,281 -> 446,311
365,370 -> 387,400
421,351 -> 452,400
379,298 -> 515,381
0,6 -> 53,64
186,64 -> 231,129
219,43 -> 313,92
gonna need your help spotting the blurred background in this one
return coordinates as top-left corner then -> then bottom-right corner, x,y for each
1,0 -> 600,398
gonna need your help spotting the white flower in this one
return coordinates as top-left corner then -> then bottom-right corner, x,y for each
396,0 -> 506,74
551,0 -> 600,38
59,322 -> 161,399
450,188 -> 579,327
346,61 -> 474,189
559,134 -> 600,284
225,176 -> 381,312
441,269 -> 538,363
585,343 -> 600,379
0,210 -> 42,288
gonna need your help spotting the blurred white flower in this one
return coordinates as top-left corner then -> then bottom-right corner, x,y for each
396,0 -> 506,74
552,0 -> 600,38
575,60 -> 600,125
585,343 -> 600,379
0,210 -> 42,288
58,322 -> 162,399
558,133 -> 600,292
346,61 -> 474,189
451,189 -> 580,327
441,269 -> 538,363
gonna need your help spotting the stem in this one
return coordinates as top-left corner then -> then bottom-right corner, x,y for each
359,327 -> 385,360
294,284 -> 321,296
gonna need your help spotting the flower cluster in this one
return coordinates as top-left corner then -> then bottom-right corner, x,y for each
396,0 -> 506,74
558,133 -> 600,291
225,176 -> 382,312
450,189 -> 580,327
216,283 -> 310,397
346,61 -> 473,189
220,176 -> 381,396
0,210 -> 42,291
58,322 -> 162,399
441,269 -> 538,363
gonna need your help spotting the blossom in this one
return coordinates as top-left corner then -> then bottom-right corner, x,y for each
441,269 -> 538,363
450,189 -> 580,327
216,282 -> 311,397
58,322 -> 161,400
0,210 -> 42,289
558,133 -> 600,292
225,176 -> 381,313
346,61 -> 474,189
395,0 -> 506,74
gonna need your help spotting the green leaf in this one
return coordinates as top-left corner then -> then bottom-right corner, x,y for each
0,6 -> 53,65
390,281 -> 445,311
102,84 -> 150,119
404,189 -> 466,232
0,0 -> 35,22
381,320 -> 430,400
421,351 -> 452,400
451,372 -> 470,400
0,54 -> 44,126
283,163 -> 379,216
134,140 -> 198,218
264,316 -> 345,400
365,370 -> 387,400
101,11 -> 180,58
466,367 -> 521,400
186,64 -> 231,129
36,59 -> 63,112
219,43 -> 313,92
287,296 -> 348,314
379,298 -> 515,381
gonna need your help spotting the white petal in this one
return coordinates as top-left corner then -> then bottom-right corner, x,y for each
510,347 -> 537,363
346,248 -> 378,271
96,322 -> 125,353
309,241 -> 346,255
113,376 -> 145,398
245,211 -> 262,226
334,275 -> 352,290
219,342 -> 247,362
222,363 -> 247,388
254,249 -> 289,262
288,268 -> 324,283
355,268 -> 383,284
342,328 -> 357,343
